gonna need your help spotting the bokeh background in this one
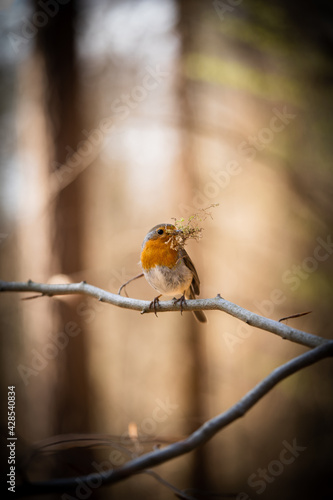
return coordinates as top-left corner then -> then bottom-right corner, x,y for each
0,0 -> 333,499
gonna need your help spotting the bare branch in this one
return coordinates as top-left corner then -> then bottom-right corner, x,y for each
0,280 -> 329,349
16,341 -> 333,497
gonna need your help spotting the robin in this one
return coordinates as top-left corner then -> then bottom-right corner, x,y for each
140,223 -> 207,323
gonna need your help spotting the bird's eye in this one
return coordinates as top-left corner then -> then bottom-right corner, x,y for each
157,229 -> 164,235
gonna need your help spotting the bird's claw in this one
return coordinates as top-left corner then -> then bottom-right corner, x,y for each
149,296 -> 161,317
173,294 -> 187,315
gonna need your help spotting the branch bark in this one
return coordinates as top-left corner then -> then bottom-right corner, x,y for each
15,341 -> 333,497
0,280 -> 329,349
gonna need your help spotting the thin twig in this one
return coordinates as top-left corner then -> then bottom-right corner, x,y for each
21,294 -> 45,301
118,273 -> 144,296
143,470 -> 198,500
278,311 -> 312,322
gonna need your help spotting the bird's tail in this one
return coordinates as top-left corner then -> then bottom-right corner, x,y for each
187,288 -> 207,323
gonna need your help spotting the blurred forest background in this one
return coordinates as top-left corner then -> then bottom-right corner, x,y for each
0,0 -> 333,499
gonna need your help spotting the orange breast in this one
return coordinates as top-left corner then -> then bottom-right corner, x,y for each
141,239 -> 179,270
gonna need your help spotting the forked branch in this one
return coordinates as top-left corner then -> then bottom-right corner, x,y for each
0,280 -> 328,349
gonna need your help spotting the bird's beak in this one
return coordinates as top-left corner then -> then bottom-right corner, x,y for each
173,229 -> 183,236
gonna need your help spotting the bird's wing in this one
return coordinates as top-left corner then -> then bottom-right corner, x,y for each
179,248 -> 200,296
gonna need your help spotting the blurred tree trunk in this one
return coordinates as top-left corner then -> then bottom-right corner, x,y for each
176,0 -> 211,492
34,0 -> 91,435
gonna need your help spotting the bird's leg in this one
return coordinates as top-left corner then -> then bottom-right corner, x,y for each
149,295 -> 162,317
173,292 -> 187,315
